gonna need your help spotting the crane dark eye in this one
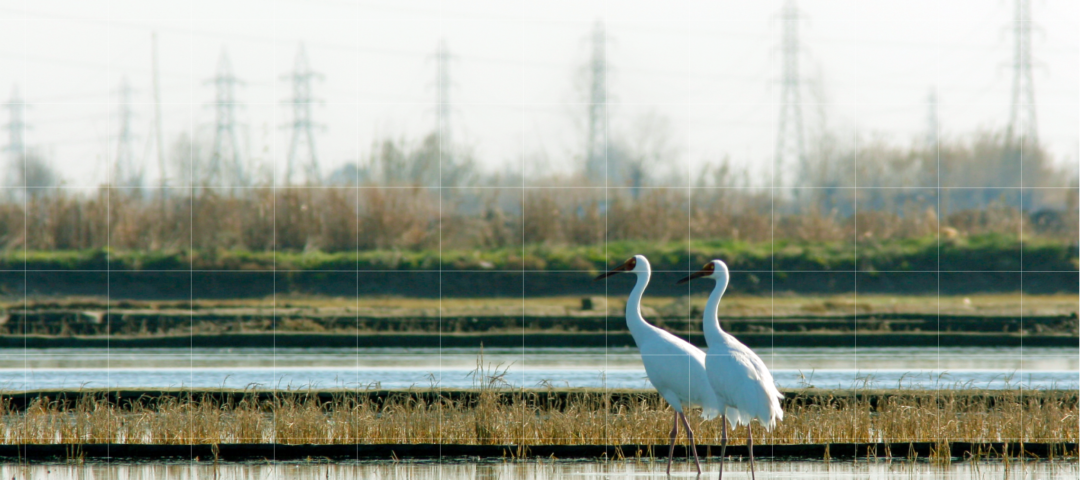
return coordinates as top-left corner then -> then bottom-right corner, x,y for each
628,258 -> 637,268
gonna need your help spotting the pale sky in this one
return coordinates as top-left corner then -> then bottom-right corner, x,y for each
0,0 -> 1077,188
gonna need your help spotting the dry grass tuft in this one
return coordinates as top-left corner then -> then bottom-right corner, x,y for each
2,388 -> 1075,448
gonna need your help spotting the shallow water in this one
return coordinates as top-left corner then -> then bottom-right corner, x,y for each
1,346 -> 1076,391
1,459 -> 1078,480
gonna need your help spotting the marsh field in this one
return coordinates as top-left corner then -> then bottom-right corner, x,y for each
2,387 -> 1078,449
2,293 -> 1078,461
0,388 -> 1076,475
4,0 -> 1080,474
3,294 -> 1076,338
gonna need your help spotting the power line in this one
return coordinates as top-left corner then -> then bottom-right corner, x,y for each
586,20 -> 607,185
431,38 -> 463,188
283,43 -> 323,186
926,87 -> 939,150
113,77 -> 142,189
151,32 -> 166,195
2,85 -> 31,193
775,0 -> 805,189
206,49 -> 245,192
1006,0 -> 1038,146
435,38 -> 452,148
3,85 -> 27,163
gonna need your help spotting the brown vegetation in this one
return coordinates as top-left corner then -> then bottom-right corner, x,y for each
1,127 -> 1075,253
3,387 -> 1075,446
0,184 -> 1074,254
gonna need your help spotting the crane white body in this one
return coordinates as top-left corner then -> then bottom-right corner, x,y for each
625,268 -> 722,420
681,259 -> 783,480
699,261 -> 782,428
599,255 -> 724,474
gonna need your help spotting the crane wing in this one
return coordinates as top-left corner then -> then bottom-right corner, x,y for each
706,341 -> 784,428
637,325 -> 723,420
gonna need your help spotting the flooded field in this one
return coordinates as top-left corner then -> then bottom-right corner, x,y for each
1,346 -> 1076,391
1,459 -> 1078,480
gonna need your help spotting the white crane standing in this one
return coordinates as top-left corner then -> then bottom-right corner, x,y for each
596,255 -> 726,475
679,259 -> 784,480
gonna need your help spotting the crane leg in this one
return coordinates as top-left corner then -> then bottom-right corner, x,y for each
666,411 -> 679,476
718,414 -> 727,480
678,412 -> 702,474
747,425 -> 756,480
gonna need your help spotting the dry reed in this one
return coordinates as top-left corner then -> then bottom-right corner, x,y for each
3,388 -> 1075,447
2,186 -> 1074,253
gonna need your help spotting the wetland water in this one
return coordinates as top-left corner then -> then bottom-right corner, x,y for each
1,460 -> 1078,480
2,346 -> 1076,391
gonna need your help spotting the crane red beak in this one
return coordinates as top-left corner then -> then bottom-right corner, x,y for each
594,257 -> 635,281
676,266 -> 711,285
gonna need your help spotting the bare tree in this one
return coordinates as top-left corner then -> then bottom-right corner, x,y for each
10,150 -> 60,199
620,111 -> 679,198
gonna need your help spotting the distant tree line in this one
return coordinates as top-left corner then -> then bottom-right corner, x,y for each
0,126 -> 1075,253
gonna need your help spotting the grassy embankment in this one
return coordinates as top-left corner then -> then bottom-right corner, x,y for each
0,234 -> 1076,298
1,292 -> 1076,348
5,234 -> 1076,274
1,235 -> 1074,346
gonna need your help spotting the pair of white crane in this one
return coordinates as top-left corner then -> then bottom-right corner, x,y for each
597,255 -> 783,479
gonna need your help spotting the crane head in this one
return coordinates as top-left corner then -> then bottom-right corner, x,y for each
594,255 -> 649,281
677,259 -> 730,285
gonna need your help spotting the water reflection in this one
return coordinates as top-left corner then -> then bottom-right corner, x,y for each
1,459 -> 1078,479
1,346 -> 1076,391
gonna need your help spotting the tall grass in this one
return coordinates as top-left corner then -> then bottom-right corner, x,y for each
3,388 -> 1075,446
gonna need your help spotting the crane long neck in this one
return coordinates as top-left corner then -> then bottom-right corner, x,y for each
625,270 -> 653,335
702,279 -> 727,345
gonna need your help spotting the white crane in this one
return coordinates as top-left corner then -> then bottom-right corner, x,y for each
679,260 -> 784,480
597,254 -> 725,475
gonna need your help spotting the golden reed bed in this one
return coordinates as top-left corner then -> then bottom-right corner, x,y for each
3,388 -> 1075,448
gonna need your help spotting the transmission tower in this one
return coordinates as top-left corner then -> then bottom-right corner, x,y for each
114,77 -> 142,190
283,43 -> 323,185
3,85 -> 26,165
428,39 -> 465,188
435,39 -> 452,150
925,87 -> 939,150
586,20 -> 607,185
775,0 -> 805,189
206,49 -> 245,191
1006,0 -> 1037,146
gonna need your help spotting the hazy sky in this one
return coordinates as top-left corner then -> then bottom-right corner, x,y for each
0,0 -> 1077,188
